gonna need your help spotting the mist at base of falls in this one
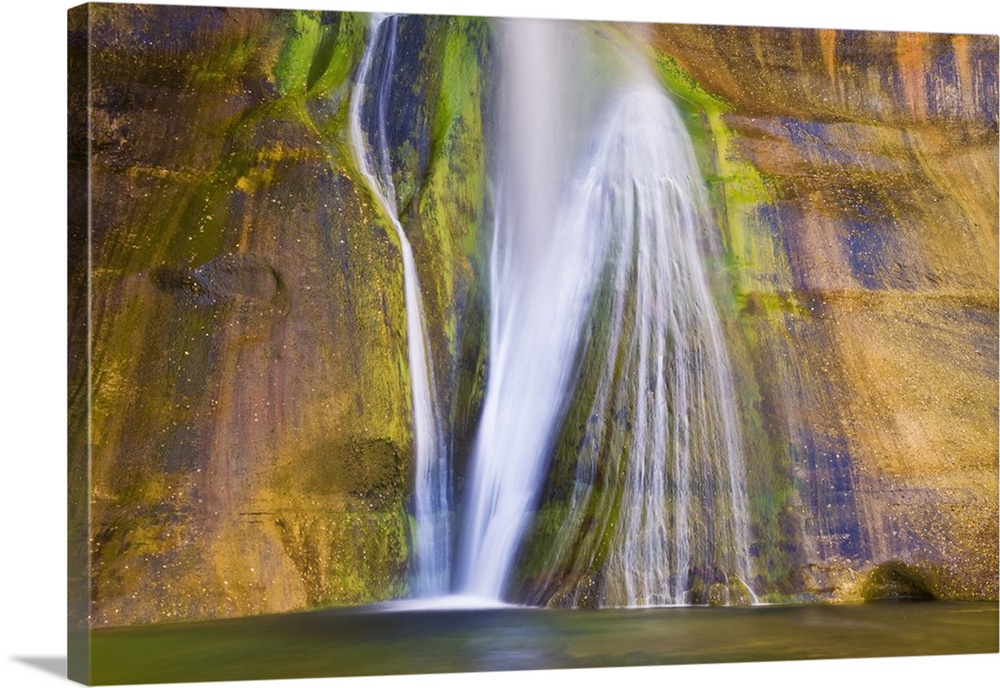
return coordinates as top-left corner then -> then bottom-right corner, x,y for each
351,16 -> 757,607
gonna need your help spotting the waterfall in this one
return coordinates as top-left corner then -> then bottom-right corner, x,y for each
455,19 -> 610,599
349,14 -> 755,606
349,14 -> 452,597
554,81 -> 757,607
457,20 -> 756,604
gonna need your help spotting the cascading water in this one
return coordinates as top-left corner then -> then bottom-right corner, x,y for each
349,14 -> 452,597
457,20 -> 757,605
545,81 -> 757,608
350,15 -> 755,606
455,19 -> 610,599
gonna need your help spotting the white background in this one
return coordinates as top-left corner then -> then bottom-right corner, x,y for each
1,1 -> 997,687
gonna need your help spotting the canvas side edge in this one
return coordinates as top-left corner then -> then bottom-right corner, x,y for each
67,3 -> 92,685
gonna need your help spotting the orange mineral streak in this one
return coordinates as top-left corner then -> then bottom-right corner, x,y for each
818,29 -> 837,86
952,33 -> 973,113
896,33 -> 928,119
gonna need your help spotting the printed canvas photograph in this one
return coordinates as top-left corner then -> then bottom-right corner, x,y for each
67,1 -> 999,685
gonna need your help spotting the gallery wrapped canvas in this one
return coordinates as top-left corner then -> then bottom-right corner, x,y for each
68,2 -> 998,685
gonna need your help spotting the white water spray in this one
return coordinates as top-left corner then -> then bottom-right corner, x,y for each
349,15 -> 452,597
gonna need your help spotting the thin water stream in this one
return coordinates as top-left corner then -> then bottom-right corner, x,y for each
349,14 -> 451,597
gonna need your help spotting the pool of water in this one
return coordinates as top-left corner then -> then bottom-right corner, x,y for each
85,601 -> 998,685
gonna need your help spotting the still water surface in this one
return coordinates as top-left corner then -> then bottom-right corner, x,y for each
89,601 -> 998,684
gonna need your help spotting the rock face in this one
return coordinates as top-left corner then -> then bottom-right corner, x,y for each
649,25 -> 999,600
69,4 -> 490,626
70,5 -> 997,627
